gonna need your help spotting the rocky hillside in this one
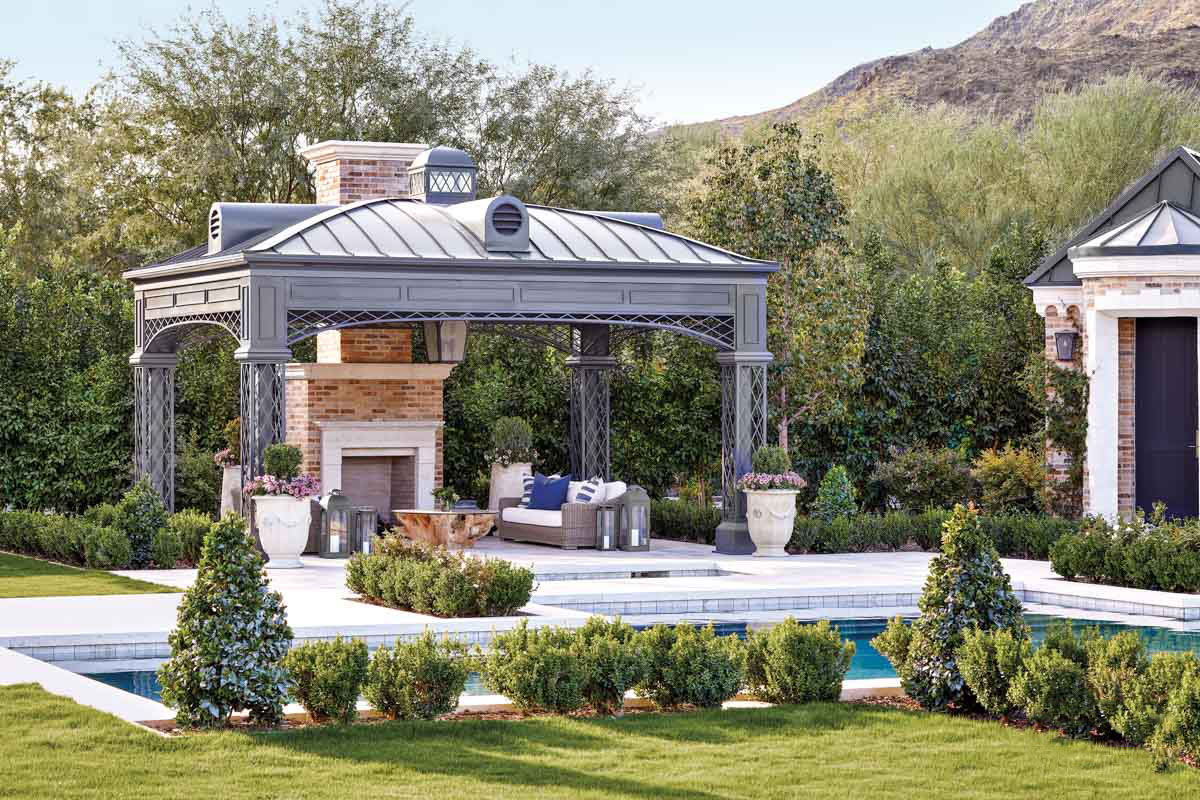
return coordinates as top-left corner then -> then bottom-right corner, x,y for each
697,0 -> 1200,136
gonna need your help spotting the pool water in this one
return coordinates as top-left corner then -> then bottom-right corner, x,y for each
82,614 -> 1200,703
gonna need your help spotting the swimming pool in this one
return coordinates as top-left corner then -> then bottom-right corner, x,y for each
82,613 -> 1200,703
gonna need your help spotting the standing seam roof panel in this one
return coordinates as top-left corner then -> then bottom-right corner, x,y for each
325,214 -> 383,257
360,204 -> 419,257
403,203 -> 485,259
386,201 -> 453,258
535,209 -> 610,261
526,213 -> 582,261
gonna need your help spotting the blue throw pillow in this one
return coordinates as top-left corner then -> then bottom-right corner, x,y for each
528,473 -> 571,511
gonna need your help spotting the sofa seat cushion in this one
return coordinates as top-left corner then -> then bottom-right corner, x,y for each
501,507 -> 563,527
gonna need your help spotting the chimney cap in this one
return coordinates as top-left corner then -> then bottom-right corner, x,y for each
410,145 -> 476,171
300,140 -> 429,166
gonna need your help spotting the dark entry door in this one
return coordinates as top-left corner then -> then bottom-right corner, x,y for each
1136,317 -> 1199,519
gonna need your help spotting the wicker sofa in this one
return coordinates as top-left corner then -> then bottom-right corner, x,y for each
496,480 -> 627,548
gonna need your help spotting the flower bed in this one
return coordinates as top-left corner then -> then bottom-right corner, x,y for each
344,538 -> 534,617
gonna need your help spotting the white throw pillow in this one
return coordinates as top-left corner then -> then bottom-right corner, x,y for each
574,476 -> 605,504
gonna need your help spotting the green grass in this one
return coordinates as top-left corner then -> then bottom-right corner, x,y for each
0,552 -> 178,598
1,685 -> 1196,799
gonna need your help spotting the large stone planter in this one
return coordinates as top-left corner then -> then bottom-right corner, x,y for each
252,495 -> 311,569
744,490 -> 798,557
220,465 -> 242,518
488,461 -> 531,512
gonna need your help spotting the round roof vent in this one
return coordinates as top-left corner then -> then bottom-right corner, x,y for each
492,202 -> 523,236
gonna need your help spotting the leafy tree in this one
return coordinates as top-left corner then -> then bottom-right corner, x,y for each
688,123 -> 866,450
158,514 -> 292,728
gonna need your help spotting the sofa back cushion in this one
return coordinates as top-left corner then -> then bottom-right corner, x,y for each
574,477 -> 605,504
528,474 -> 571,510
603,481 -> 628,502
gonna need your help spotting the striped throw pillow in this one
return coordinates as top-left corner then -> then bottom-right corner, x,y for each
574,476 -> 604,504
519,474 -> 535,507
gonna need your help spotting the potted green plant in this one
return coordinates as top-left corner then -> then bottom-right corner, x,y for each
738,446 -> 806,557
433,486 -> 460,512
216,418 -> 242,517
244,443 -> 320,569
485,416 -> 537,511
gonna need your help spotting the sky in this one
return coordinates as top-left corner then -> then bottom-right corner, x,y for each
3,0 -> 1022,125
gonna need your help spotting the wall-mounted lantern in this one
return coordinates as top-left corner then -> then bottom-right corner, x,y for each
423,321 -> 468,363
1054,331 -> 1079,361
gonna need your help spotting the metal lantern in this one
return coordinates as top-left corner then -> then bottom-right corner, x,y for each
615,486 -> 651,551
350,506 -> 378,555
318,490 -> 353,558
1054,330 -> 1078,361
595,504 -> 617,550
422,321 -> 469,363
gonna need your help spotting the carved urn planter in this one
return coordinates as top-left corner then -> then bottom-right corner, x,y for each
253,495 -> 311,569
488,462 -> 531,512
743,490 -> 798,558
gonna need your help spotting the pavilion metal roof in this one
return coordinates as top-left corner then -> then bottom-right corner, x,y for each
134,197 -> 773,276
1069,201 -> 1200,258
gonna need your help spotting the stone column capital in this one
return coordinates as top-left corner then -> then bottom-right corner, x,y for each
128,351 -> 179,368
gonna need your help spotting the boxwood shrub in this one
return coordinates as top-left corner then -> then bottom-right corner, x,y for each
1050,511 -> 1200,592
345,539 -> 533,617
365,631 -> 470,720
743,618 -> 854,704
284,636 -> 369,723
651,499 -> 721,544
479,620 -> 589,713
635,622 -> 742,710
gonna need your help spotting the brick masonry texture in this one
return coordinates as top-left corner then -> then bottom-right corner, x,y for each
1042,303 -> 1085,503
316,329 -> 413,364
313,157 -> 412,206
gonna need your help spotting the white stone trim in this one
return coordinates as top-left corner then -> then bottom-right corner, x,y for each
317,420 -> 442,509
285,363 -> 455,381
1092,289 -> 1200,315
1072,254 -> 1200,278
1085,309 -> 1119,520
1029,285 -> 1083,318
300,140 -> 429,166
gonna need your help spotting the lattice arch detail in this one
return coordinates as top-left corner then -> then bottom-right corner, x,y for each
142,310 -> 242,353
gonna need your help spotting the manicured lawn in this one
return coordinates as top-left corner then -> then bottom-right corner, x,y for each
1,685 -> 1196,799
0,552 -> 178,598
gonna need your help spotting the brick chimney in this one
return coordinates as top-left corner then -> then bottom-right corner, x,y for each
301,140 -> 429,206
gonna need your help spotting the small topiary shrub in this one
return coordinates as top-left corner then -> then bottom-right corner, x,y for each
635,623 -> 742,710
1152,668 -> 1200,769
972,444 -> 1046,514
751,445 -> 791,475
114,479 -> 168,568
262,443 -> 304,480
811,466 -> 857,523
574,616 -> 646,715
151,526 -> 183,568
486,416 -> 536,466
870,504 -> 1024,710
283,636 -> 369,724
956,626 -> 1031,717
871,445 -> 975,512
1008,646 -> 1098,735
365,631 -> 470,720
83,503 -> 120,530
1085,630 -> 1148,734
84,525 -> 132,569
1118,652 -> 1200,747
1037,618 -> 1097,668
168,509 -> 213,565
743,618 -> 854,704
157,514 -> 293,728
480,620 -> 589,713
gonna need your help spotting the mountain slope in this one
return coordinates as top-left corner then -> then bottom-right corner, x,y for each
695,0 -> 1200,136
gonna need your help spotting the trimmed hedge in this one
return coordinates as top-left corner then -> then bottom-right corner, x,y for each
652,501 -> 1074,560
1050,512 -> 1200,593
345,539 -> 533,617
284,636 -> 369,724
0,509 -> 129,569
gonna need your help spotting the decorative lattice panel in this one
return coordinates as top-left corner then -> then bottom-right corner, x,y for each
287,309 -> 735,352
133,366 -> 176,511
569,366 -> 612,481
720,361 -> 768,522
239,362 -> 286,485
143,311 -> 242,352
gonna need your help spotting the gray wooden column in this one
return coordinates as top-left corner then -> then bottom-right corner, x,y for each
715,283 -> 772,555
567,324 -> 615,480
130,351 -> 178,511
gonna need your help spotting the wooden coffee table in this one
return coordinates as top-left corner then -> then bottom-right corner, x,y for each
391,509 -> 497,549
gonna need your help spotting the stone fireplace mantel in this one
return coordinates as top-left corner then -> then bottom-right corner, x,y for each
317,420 -> 443,510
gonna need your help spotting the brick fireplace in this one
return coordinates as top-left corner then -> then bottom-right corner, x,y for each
285,327 -> 451,521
